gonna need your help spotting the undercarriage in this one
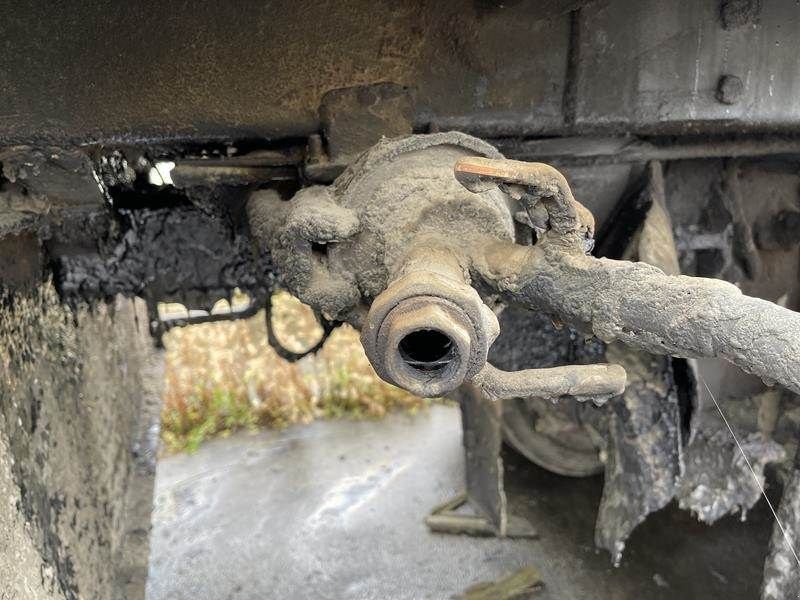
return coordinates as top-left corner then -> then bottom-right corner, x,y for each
2,1 -> 800,598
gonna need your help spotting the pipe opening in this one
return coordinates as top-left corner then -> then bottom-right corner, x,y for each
398,329 -> 456,372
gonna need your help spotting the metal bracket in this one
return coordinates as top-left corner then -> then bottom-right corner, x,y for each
425,385 -> 537,539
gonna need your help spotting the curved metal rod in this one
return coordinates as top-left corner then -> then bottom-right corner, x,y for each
472,362 -> 627,402
454,156 -> 594,240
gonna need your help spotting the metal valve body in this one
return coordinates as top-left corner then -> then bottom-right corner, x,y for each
249,133 -> 626,400
249,132 -> 800,401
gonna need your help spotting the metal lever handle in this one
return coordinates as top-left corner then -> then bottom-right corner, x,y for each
455,156 -> 596,245
473,363 -> 627,403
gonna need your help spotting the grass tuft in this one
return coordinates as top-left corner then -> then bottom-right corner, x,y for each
160,292 -> 428,453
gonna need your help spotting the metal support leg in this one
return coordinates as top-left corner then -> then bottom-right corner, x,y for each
426,383 -> 537,538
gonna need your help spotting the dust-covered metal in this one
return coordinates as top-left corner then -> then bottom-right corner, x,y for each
472,238 -> 800,394
248,133 -> 626,401
362,247 -> 501,397
251,132 -> 800,401
453,153 -> 800,395
6,3 -> 800,597
593,166 -> 689,564
472,363 -> 625,403
248,133 -> 800,585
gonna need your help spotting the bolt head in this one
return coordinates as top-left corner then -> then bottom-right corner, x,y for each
716,75 -> 744,105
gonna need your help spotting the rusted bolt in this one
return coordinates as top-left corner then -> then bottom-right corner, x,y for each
716,75 -> 744,105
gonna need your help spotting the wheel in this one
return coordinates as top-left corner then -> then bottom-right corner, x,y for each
489,306 -> 606,477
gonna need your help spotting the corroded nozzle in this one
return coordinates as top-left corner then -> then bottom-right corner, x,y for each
361,250 -> 500,397
375,296 -> 475,396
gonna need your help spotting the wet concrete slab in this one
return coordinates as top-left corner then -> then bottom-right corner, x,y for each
147,405 -> 772,600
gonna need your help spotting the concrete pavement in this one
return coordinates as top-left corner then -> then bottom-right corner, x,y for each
147,405 -> 772,599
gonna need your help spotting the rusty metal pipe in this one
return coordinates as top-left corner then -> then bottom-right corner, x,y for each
474,239 -> 800,395
362,242 -> 629,400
